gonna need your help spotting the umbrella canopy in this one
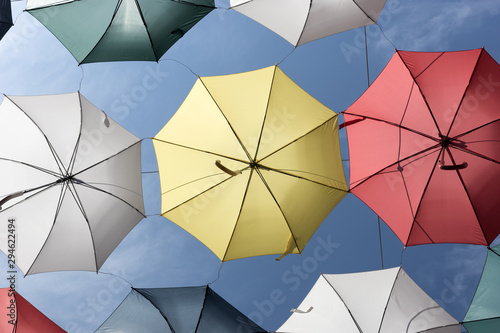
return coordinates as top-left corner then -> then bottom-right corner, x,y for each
230,0 -> 387,47
344,48 -> 500,246
0,92 -> 144,274
153,65 -> 348,261
277,267 -> 461,333
0,288 -> 66,332
25,0 -> 215,64
96,285 -> 266,332
0,0 -> 12,40
462,244 -> 500,332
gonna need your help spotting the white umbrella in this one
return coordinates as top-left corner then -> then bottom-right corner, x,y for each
277,267 -> 461,333
230,0 -> 387,47
0,92 -> 144,275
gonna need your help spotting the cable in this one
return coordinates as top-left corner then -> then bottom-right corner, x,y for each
208,262 -> 223,285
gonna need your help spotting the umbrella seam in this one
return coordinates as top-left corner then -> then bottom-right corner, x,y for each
395,50 -> 444,137
253,65 -> 278,162
4,95 -> 68,176
193,286 -> 209,332
351,0 -> 379,24
133,0 -> 158,62
445,48 -> 484,138
221,168 -> 255,261
198,77 -> 254,162
453,118 -> 500,145
136,288 -> 178,333
377,267 -> 403,333
322,273 -> 364,333
294,0 -> 312,47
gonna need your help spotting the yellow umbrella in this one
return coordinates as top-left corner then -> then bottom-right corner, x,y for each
153,65 -> 348,261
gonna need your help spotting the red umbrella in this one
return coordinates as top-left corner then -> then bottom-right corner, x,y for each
344,48 -> 500,246
0,288 -> 65,332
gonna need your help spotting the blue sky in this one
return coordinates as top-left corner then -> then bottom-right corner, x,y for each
0,0 -> 500,332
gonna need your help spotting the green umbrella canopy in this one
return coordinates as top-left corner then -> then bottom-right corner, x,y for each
26,0 -> 215,64
463,244 -> 500,332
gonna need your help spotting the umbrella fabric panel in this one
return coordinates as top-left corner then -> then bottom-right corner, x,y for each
380,269 -> 460,333
96,289 -> 172,333
324,267 -> 400,333
197,287 -> 266,332
277,275 -> 360,333
138,286 -> 206,333
199,66 -> 275,160
0,0 -> 12,40
26,0 -> 74,9
463,249 -> 500,326
230,0 -> 386,46
7,92 -> 82,172
463,318 -> 500,333
0,186 -> 63,274
0,289 -> 66,332
28,0 -> 119,63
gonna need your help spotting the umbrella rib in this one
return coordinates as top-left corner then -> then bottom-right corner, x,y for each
220,168 -> 254,261
193,287 -> 210,333
134,288 -> 178,332
152,138 -> 250,164
257,115 -> 338,163
343,111 -> 439,143
403,149 -> 442,245
444,147 -> 489,244
133,0 -> 158,61
161,171 -> 231,196
67,92 -> 85,176
445,48 -> 484,138
72,141 -> 142,178
294,0 -> 312,46
395,50 -> 444,137
25,183 -> 66,275
78,0 -> 123,64
197,77 -> 254,162
452,118 -> 500,143
322,274 -> 364,333
253,167 -> 301,255
405,305 -> 441,333
452,145 -> 500,165
376,267 -> 402,333
268,168 -> 348,189
5,95 -> 68,176
352,0 -> 379,23
75,181 -> 146,218
0,157 -> 61,178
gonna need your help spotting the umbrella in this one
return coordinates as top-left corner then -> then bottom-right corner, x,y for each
25,0 -> 216,64
0,92 -> 144,274
277,267 -> 461,333
96,285 -> 267,332
0,0 -> 12,40
0,288 -> 66,332
462,244 -> 500,332
153,65 -> 348,261
344,48 -> 500,246
230,0 -> 387,47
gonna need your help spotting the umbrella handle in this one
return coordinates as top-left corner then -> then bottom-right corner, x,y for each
215,160 -> 241,176
439,162 -> 468,170
0,191 -> 25,210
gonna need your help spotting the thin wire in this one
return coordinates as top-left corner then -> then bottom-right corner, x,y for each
99,271 -> 133,287
277,46 -> 297,66
364,26 -> 370,87
377,216 -> 384,269
208,262 -> 224,285
375,22 -> 398,50
159,58 -> 199,78
142,171 -> 159,174
78,65 -> 85,92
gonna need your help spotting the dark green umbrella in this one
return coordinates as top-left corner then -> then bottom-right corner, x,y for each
462,244 -> 500,332
0,0 -> 12,40
26,0 -> 215,64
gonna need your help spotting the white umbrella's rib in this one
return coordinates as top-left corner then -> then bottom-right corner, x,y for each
322,274 -> 364,333
152,138 -> 250,165
405,306 -> 444,333
221,168 -> 255,261
5,95 -> 67,175
252,167 -> 301,255
352,0 -> 380,24
256,114 -> 336,163
252,66 -> 277,161
0,157 -> 61,178
377,267 -> 402,333
198,77 -> 254,162
79,0 -> 123,64
81,181 -> 143,198
72,141 -> 142,178
0,181 -> 59,212
75,181 -> 146,218
25,183 -> 66,275
67,93 -> 84,176
294,0 -> 313,46
67,179 -> 98,272
445,49 -> 484,138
